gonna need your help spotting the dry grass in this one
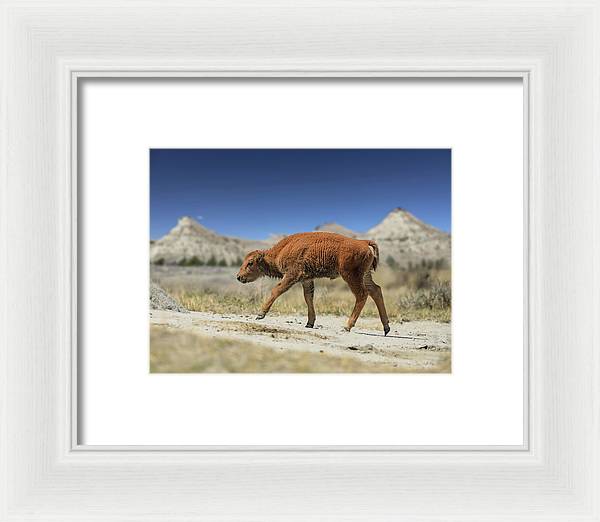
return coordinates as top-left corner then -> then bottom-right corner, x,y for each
152,265 -> 451,323
175,289 -> 451,322
150,325 -> 450,373
154,265 -> 451,323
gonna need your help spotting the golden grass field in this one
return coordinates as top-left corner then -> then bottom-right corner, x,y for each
153,264 -> 451,323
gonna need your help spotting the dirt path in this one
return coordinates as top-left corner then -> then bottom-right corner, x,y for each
150,310 -> 451,372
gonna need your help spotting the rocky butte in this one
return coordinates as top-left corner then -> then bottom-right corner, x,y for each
150,209 -> 450,269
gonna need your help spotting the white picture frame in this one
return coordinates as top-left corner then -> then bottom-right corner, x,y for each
1,1 -> 598,520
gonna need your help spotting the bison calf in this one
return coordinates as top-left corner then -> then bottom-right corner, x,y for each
236,232 -> 390,335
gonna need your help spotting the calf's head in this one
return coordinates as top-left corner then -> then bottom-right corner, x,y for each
236,250 -> 265,283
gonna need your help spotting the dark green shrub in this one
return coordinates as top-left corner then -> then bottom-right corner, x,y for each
385,255 -> 398,269
188,256 -> 203,266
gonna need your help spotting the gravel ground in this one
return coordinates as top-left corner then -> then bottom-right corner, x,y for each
150,309 -> 451,372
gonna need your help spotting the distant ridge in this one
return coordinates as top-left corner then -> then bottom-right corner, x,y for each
314,222 -> 358,238
150,209 -> 450,269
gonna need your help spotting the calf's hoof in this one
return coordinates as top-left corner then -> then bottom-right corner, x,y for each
305,322 -> 314,328
343,325 -> 352,332
384,324 -> 390,336
256,313 -> 266,320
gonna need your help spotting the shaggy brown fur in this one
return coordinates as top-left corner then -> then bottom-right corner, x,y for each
237,232 -> 390,335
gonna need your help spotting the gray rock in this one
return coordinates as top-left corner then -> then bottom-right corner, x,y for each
150,283 -> 188,313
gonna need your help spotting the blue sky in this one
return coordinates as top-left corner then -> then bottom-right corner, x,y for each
150,149 -> 451,240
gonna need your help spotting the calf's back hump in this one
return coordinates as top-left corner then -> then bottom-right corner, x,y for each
276,232 -> 369,278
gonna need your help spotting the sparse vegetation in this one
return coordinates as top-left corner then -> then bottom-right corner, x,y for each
176,256 -> 206,266
174,288 -> 449,322
399,280 -> 451,310
153,264 -> 451,323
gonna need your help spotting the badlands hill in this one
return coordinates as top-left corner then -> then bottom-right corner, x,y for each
150,216 -> 269,265
365,208 -> 450,268
150,209 -> 450,268
315,209 -> 450,269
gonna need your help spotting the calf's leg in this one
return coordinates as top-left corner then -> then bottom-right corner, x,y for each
257,273 -> 298,320
364,271 -> 390,336
302,280 -> 316,328
342,273 -> 368,332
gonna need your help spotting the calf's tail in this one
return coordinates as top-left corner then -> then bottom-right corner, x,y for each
367,240 -> 379,271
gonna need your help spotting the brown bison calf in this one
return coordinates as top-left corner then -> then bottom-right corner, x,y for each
236,232 -> 390,335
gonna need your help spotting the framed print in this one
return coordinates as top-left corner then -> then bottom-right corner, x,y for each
78,78 -> 524,447
2,1 -> 599,521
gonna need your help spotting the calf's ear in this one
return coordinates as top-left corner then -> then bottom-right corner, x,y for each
254,250 -> 266,267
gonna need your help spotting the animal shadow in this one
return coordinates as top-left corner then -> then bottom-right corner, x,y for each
355,331 -> 423,341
